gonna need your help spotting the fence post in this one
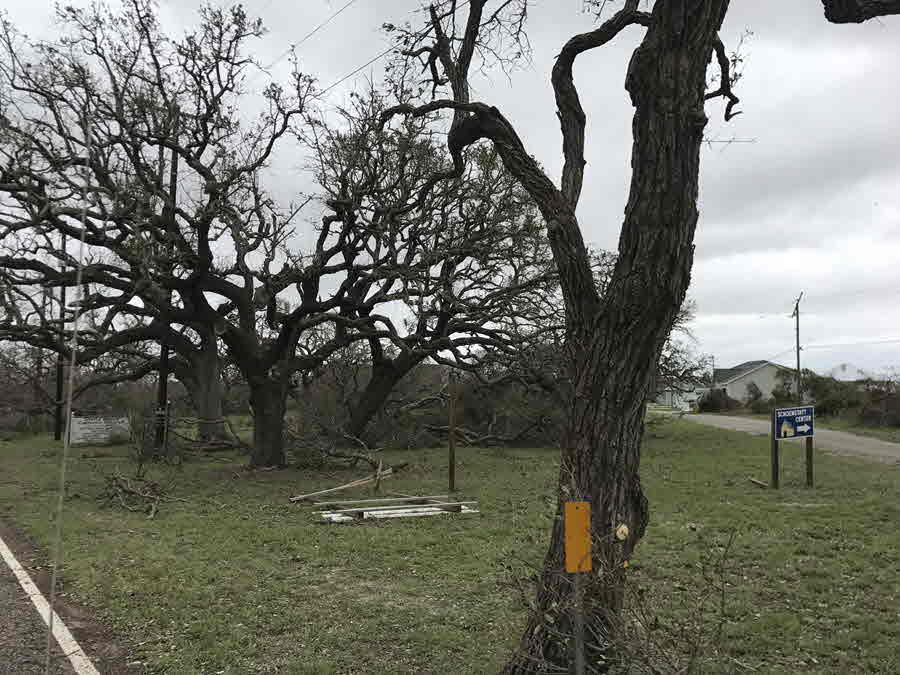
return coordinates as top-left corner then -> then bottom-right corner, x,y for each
770,408 -> 779,489
805,435 -> 814,488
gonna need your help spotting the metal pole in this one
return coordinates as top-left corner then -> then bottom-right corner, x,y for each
770,408 -> 779,489
155,107 -> 179,449
793,291 -> 803,404
448,371 -> 456,493
574,572 -> 585,675
54,234 -> 67,441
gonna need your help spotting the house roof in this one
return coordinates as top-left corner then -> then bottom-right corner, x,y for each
714,360 -> 791,385
713,360 -> 768,384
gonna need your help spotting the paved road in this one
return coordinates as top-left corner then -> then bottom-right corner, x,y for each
689,414 -> 900,463
0,557 -> 74,674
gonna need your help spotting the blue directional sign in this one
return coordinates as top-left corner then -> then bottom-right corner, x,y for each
774,406 -> 815,440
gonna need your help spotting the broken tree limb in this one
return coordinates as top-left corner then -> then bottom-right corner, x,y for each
748,477 -> 769,489
288,463 -> 407,503
314,495 -> 449,507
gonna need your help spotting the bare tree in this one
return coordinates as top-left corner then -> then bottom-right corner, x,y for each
378,0 -> 740,669
0,1 -> 375,466
303,88 -> 555,443
378,0 -> 899,669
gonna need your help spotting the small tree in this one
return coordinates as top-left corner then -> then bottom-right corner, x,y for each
745,381 -> 763,404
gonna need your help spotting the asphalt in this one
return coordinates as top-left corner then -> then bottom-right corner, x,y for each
689,414 -> 900,463
0,555 -> 74,674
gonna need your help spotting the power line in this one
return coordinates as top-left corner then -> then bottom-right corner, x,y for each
253,0 -> 472,102
318,0 -> 471,97
318,45 -> 396,96
803,337 -> 900,350
260,0 -> 365,74
297,0 -> 363,49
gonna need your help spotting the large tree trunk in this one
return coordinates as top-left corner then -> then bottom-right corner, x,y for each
248,377 -> 289,468
345,354 -> 425,441
174,335 -> 228,442
505,3 -> 727,672
191,343 -> 228,442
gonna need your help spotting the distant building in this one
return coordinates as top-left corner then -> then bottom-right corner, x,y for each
825,363 -> 872,382
652,386 -> 698,411
711,360 -> 795,402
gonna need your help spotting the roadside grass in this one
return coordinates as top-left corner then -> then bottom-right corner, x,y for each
0,420 -> 896,674
814,415 -> 900,444
721,408 -> 900,443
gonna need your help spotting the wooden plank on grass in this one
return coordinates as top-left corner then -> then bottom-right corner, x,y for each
314,495 -> 449,507
324,501 -> 477,515
321,505 -> 479,523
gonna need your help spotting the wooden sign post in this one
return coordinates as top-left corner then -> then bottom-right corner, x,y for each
565,501 -> 591,675
770,409 -> 780,489
771,406 -> 815,489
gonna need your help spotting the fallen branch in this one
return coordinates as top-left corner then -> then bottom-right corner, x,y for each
425,415 -> 546,446
96,470 -> 186,518
288,463 -> 407,503
748,477 -> 769,489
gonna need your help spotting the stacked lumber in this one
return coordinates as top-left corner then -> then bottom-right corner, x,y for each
315,495 -> 479,523
288,468 -> 479,522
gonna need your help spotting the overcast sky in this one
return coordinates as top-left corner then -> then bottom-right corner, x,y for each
8,0 -> 900,377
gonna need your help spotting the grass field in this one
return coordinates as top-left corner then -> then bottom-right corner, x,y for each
0,420 -> 897,674
815,416 -> 900,444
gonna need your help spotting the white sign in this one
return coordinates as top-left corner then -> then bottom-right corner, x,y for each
70,416 -> 131,446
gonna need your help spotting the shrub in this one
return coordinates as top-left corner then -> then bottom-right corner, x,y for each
859,394 -> 900,427
749,397 -> 773,415
745,381 -> 762,403
803,371 -> 863,417
697,389 -> 740,413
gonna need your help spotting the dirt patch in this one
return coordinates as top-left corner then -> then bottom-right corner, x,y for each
0,518 -> 142,674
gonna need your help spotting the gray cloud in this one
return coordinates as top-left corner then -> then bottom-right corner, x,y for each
5,0 -> 900,373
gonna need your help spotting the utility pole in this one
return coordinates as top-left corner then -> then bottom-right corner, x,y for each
448,370 -> 457,492
54,233 -> 67,441
155,106 -> 179,449
35,289 -> 47,430
791,291 -> 803,404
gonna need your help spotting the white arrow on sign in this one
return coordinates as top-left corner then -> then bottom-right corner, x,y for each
797,424 -> 811,433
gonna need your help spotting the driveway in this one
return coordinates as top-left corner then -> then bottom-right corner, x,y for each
688,414 -> 900,463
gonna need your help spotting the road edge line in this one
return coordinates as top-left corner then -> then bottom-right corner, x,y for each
0,532 -> 100,675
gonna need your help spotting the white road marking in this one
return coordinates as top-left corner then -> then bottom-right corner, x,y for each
0,533 -> 100,675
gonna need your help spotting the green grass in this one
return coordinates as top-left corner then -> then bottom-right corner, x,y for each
815,416 -> 900,444
0,420 -> 898,674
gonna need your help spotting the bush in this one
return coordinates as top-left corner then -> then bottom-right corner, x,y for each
803,371 -> 863,417
745,381 -> 763,403
749,397 -> 773,415
858,394 -> 900,427
697,389 -> 740,413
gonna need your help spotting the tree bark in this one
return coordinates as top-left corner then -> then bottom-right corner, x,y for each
504,2 -> 728,672
191,345 -> 228,441
172,335 -> 228,442
248,377 -> 289,468
821,0 -> 900,22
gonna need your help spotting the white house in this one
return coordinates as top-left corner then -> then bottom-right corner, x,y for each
712,360 -> 795,402
653,386 -> 700,411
